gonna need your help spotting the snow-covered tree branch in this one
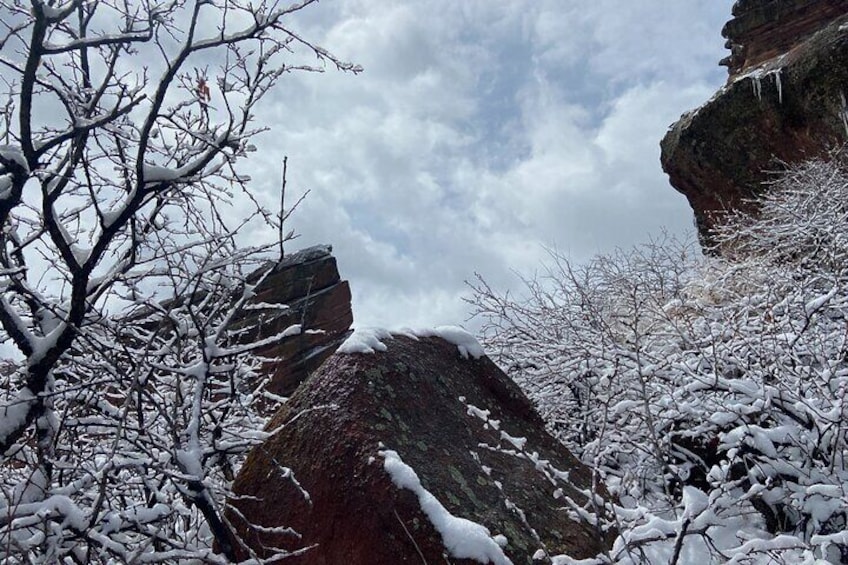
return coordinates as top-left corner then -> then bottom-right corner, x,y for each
0,0 -> 358,561
471,157 -> 848,563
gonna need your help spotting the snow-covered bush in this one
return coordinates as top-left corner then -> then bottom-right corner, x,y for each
471,157 -> 848,563
0,1 -> 357,562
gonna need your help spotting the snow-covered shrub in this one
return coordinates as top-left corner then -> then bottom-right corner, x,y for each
471,157 -> 848,563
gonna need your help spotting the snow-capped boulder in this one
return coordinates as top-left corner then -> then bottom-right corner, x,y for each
227,333 -> 612,563
660,0 -> 848,247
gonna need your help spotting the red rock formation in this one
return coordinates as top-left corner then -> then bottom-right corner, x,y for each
721,0 -> 848,79
661,2 -> 848,246
227,333 -> 612,563
233,245 -> 353,400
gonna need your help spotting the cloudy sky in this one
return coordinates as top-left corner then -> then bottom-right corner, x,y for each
245,1 -> 735,330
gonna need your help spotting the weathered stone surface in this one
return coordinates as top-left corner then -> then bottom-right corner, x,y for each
661,6 -> 848,245
232,245 -> 353,399
721,0 -> 848,78
227,335 -> 612,564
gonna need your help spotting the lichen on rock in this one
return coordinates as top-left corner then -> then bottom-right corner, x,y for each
227,335 -> 613,563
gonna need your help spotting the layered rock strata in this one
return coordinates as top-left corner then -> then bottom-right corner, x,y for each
721,0 -> 848,78
661,1 -> 848,245
233,245 -> 353,400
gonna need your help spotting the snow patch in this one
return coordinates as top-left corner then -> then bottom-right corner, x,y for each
70,244 -> 90,265
418,326 -> 485,359
379,448 -> 513,565
0,387 -> 36,446
337,327 -> 393,354
36,0 -> 73,20
500,431 -> 527,451
338,325 -> 486,359
0,145 -> 28,171
805,286 -> 837,315
466,402 -> 500,430
142,164 -> 184,183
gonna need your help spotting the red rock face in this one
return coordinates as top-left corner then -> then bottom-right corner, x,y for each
721,0 -> 848,79
661,2 -> 848,247
230,245 -> 353,403
227,335 -> 613,563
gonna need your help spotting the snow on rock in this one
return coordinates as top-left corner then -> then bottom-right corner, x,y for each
339,325 -> 485,359
416,325 -> 485,359
337,327 -> 393,354
722,0 -> 848,78
500,431 -> 528,451
228,333 -> 609,562
379,448 -> 513,565
466,402 -> 501,430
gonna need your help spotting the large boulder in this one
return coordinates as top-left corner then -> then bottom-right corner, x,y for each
227,329 -> 612,564
660,1 -> 848,246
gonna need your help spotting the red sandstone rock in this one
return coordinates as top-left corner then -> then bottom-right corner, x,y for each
227,334 -> 613,564
232,245 -> 353,401
661,4 -> 848,246
721,0 -> 848,79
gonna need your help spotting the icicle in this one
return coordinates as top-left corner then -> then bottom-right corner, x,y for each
752,75 -> 762,102
841,91 -> 848,138
773,70 -> 783,104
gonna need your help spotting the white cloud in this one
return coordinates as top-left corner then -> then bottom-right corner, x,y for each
243,0 -> 735,329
